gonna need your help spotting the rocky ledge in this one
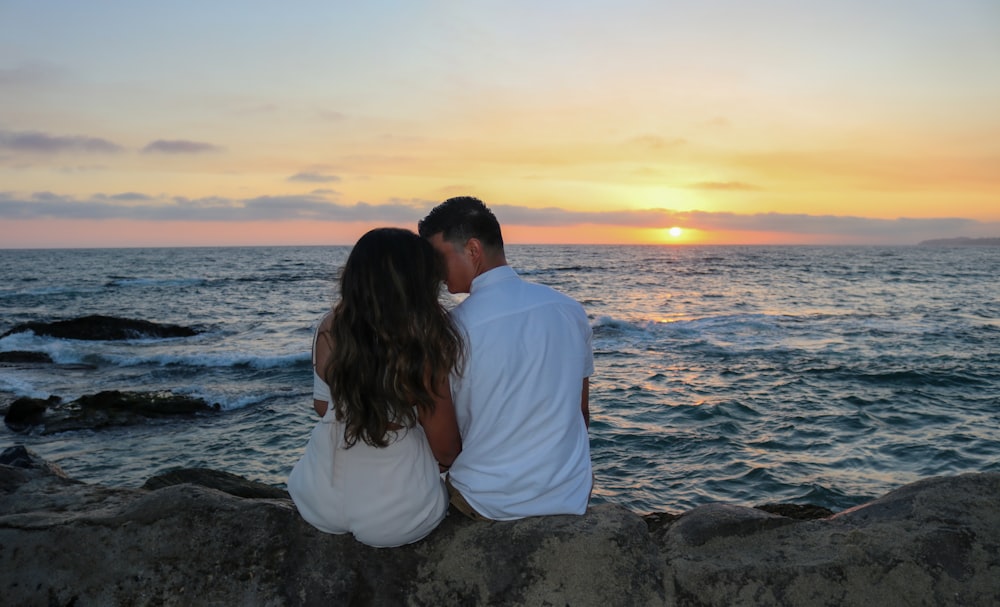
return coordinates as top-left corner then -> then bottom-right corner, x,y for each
1,314 -> 200,341
1,446 -> 998,606
3,390 -> 220,434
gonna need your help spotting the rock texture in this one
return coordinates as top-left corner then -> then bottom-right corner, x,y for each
0,351 -> 54,364
1,314 -> 199,340
1,446 -> 998,606
3,390 -> 220,434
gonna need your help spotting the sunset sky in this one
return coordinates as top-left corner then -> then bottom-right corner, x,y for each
2,1 -> 998,247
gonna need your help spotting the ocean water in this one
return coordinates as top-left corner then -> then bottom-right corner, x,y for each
1,245 -> 998,515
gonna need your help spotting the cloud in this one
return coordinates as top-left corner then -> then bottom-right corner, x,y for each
688,181 -> 762,191
0,130 -> 124,154
316,109 -> 346,121
702,117 -> 731,128
108,192 -> 155,201
626,135 -> 687,150
141,140 -> 224,154
1,192 -> 996,244
486,205 -> 999,243
0,62 -> 66,87
0,192 -> 429,224
288,172 -> 341,183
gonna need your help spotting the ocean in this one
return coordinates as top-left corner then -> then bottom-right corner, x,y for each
1,244 -> 997,515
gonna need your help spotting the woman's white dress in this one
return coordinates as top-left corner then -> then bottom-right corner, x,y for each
287,370 -> 448,547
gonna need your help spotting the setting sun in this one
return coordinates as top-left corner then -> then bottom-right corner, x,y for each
668,227 -> 683,238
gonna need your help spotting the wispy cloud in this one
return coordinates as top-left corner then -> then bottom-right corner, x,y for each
1,192 -> 995,244
0,130 -> 123,154
688,181 -> 761,191
288,172 -> 341,183
140,140 -> 224,154
108,192 -> 155,201
625,135 -> 687,150
0,192 -> 428,223
0,62 -> 66,87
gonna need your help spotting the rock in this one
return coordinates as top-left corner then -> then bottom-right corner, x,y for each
1,314 -> 199,340
143,468 -> 290,500
0,448 -> 664,606
3,396 -> 61,432
74,390 -> 218,416
0,445 -> 36,468
756,502 -> 835,520
1,448 -> 998,606
4,390 -> 220,435
657,474 -> 1000,606
0,350 -> 54,363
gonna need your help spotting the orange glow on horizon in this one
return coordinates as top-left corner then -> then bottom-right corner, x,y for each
0,217 -> 990,249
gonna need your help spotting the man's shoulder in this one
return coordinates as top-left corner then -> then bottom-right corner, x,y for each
454,271 -> 587,325
518,278 -> 587,313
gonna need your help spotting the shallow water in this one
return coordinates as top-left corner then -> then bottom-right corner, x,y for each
2,244 -> 998,513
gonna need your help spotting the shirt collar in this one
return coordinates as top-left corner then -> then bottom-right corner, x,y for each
470,264 -> 517,293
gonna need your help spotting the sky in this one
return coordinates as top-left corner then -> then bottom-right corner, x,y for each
1,0 -> 998,247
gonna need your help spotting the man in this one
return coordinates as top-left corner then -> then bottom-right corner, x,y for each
418,196 -> 593,521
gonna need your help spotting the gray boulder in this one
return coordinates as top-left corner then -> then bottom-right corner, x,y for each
1,446 -> 998,606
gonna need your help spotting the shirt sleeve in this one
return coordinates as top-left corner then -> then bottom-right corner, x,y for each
579,305 -> 595,378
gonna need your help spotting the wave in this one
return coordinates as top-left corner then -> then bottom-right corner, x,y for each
104,351 -> 311,370
518,265 -> 597,276
105,277 -> 207,288
0,333 -> 311,371
0,285 -> 104,298
172,387 -> 281,411
0,374 -> 49,400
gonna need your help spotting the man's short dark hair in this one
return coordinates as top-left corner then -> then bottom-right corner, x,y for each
418,196 -> 504,251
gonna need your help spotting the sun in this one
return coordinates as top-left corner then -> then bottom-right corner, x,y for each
667,226 -> 683,238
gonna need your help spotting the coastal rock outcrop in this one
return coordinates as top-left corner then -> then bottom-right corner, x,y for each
3,390 -> 220,434
1,446 -> 998,606
1,314 -> 199,341
0,351 -> 54,364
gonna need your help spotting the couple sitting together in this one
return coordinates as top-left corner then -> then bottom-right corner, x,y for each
287,196 -> 594,547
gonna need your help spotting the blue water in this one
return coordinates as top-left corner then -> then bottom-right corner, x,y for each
1,245 -> 998,514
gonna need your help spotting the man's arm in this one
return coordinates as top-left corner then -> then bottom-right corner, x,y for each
581,377 -> 590,428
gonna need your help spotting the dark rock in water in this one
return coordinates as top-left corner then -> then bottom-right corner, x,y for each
0,445 -> 34,467
1,448 -> 998,606
3,396 -> 61,432
1,314 -> 199,341
0,350 -> 54,363
756,502 -> 835,520
143,468 -> 290,500
0,446 -> 71,483
75,390 -> 218,416
4,390 -> 220,435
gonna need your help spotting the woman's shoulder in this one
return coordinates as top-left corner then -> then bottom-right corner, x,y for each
317,310 -> 335,331
313,311 -> 336,367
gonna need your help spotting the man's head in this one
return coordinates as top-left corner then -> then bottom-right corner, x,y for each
418,196 -> 507,294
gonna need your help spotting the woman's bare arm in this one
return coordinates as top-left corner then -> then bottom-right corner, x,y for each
417,374 -> 462,470
312,314 -> 334,417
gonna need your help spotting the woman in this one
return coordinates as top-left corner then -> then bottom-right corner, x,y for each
288,227 -> 464,547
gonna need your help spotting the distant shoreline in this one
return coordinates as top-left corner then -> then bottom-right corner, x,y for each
917,237 -> 1000,247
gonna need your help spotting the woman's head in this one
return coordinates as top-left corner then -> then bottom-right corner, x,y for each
323,227 -> 462,448
338,227 -> 445,332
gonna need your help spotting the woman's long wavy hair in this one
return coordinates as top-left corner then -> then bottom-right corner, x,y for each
320,227 -> 463,448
